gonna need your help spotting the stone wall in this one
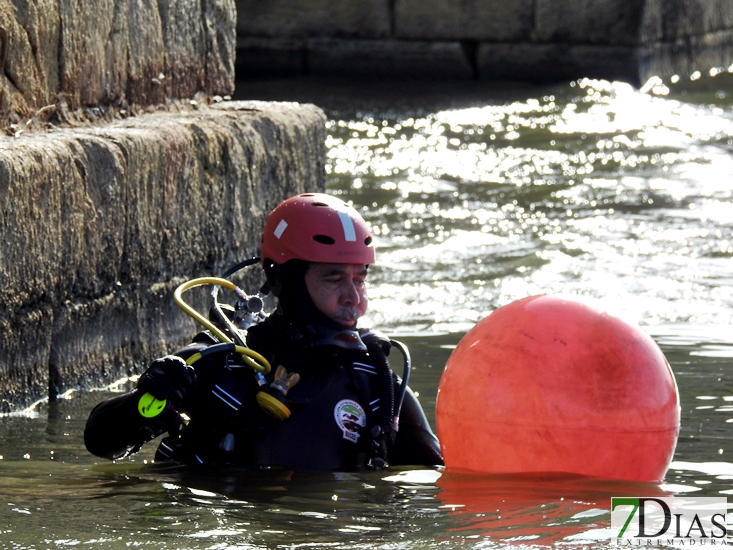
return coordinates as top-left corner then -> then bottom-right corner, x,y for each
0,100 -> 326,413
234,0 -> 733,85
641,0 -> 733,80
0,102 -> 325,411
0,0 -> 235,130
0,0 -> 328,412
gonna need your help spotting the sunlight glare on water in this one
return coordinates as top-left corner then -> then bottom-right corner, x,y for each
327,77 -> 733,336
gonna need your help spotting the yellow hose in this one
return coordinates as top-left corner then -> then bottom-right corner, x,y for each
174,277 -> 271,374
138,343 -> 271,419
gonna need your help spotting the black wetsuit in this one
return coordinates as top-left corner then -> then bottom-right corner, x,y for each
84,316 -> 444,470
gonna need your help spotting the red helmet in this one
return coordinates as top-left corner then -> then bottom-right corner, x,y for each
261,193 -> 375,265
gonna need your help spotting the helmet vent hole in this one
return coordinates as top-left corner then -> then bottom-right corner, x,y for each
364,236 -> 372,246
312,202 -> 328,207
313,235 -> 336,245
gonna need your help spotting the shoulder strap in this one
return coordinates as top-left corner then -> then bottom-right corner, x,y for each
347,341 -> 396,469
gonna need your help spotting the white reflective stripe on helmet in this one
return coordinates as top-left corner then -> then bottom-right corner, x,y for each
274,219 -> 288,239
337,212 -> 357,242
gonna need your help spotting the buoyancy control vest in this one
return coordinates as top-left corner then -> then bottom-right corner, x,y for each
154,319 -> 398,470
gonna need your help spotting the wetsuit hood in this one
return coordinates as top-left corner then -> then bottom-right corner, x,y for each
265,260 -> 366,352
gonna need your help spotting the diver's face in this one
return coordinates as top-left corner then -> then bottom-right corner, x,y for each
304,263 -> 368,327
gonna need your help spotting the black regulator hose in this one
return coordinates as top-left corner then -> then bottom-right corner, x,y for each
389,339 -> 411,424
364,339 -> 396,446
220,257 -> 260,279
360,338 -> 411,469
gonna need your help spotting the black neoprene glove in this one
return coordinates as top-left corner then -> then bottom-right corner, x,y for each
137,355 -> 197,413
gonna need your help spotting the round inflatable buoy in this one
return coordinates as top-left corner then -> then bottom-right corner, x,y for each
436,295 -> 680,482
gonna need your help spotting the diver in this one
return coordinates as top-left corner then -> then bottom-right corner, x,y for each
84,193 -> 444,470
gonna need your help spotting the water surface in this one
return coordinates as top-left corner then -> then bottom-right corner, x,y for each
1,72 -> 732,548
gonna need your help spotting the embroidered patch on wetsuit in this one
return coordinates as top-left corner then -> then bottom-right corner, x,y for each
334,399 -> 366,442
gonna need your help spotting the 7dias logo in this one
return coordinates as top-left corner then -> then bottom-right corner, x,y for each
611,497 -> 729,545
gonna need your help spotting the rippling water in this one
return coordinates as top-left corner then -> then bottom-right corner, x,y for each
1,73 -> 732,548
322,76 -> 733,334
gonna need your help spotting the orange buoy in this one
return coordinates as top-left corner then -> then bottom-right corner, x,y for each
436,294 -> 680,482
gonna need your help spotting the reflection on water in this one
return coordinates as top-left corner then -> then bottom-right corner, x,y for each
322,77 -> 733,333
433,471 -> 674,545
1,72 -> 732,547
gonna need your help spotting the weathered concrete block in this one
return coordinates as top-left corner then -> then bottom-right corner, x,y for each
159,0 -> 237,97
47,281 -> 195,401
477,43 -> 640,84
0,0 -> 236,129
229,0 -> 733,84
640,1 -> 663,44
0,307 -> 52,412
640,30 -> 733,82
642,0 -> 733,43
640,0 -> 733,80
308,39 -> 474,80
533,0 -> 645,45
236,0 -> 390,39
394,0 -> 533,41
0,101 -> 326,411
0,0 -> 60,125
58,0 -> 165,108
